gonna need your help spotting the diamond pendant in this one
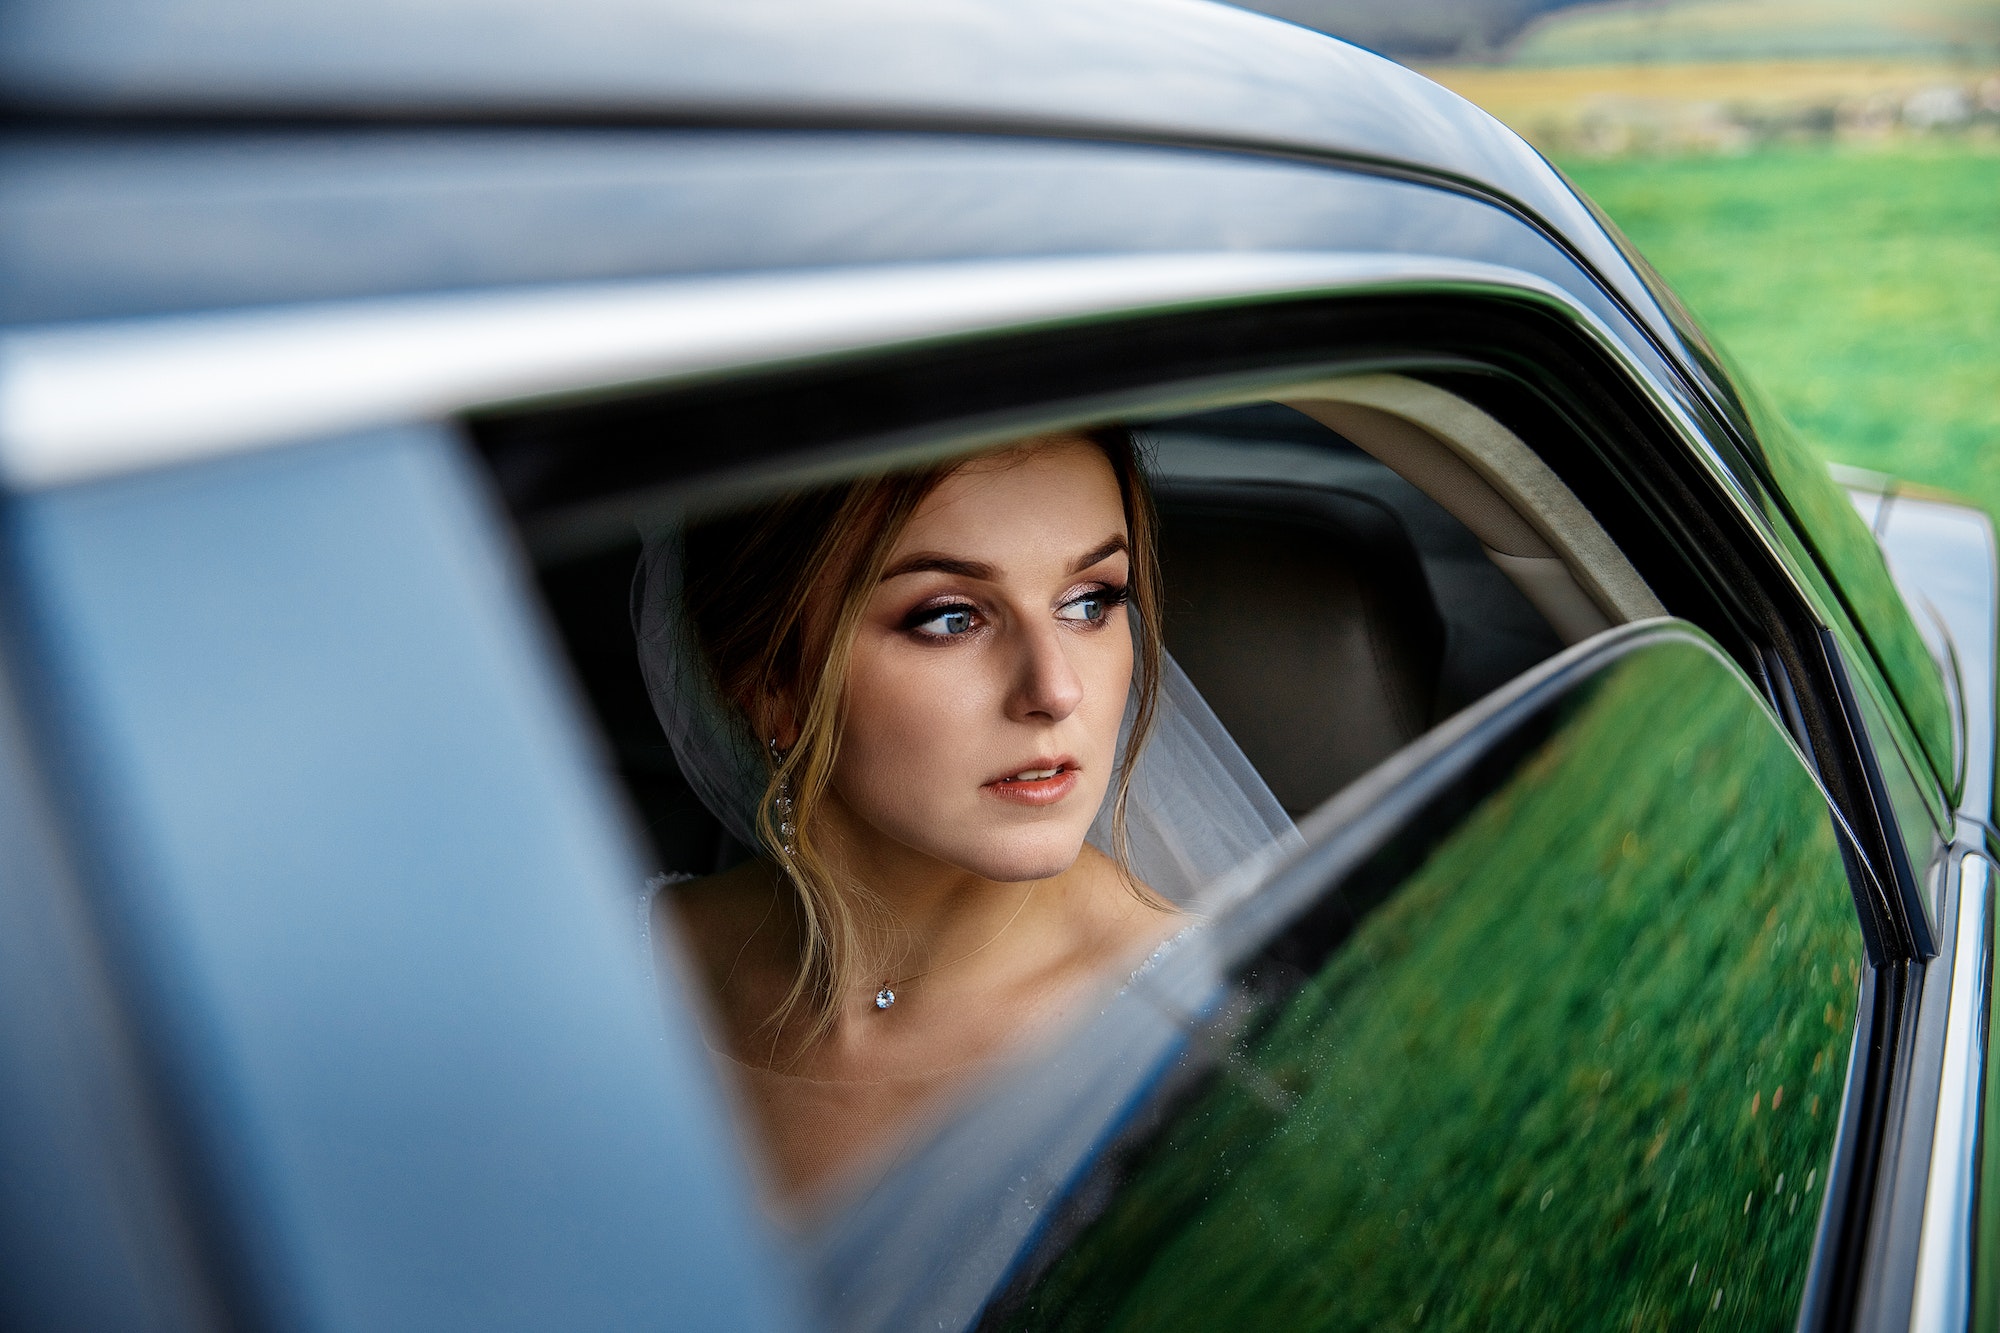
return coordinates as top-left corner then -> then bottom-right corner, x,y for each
874,986 -> 896,1010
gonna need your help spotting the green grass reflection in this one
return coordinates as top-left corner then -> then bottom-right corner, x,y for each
1003,642 -> 1864,1332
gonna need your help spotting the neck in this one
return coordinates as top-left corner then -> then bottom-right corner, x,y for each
814,799 -> 1072,991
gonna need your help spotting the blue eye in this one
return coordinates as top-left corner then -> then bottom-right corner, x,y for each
913,606 -> 977,637
1057,595 -> 1106,624
1057,584 -> 1128,625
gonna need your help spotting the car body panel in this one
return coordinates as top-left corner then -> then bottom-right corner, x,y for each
1837,482 -> 2000,1326
0,0 -> 1634,324
1870,490 -> 1998,823
0,633 -> 221,1331
4,426 -> 802,1330
0,129 -> 1618,328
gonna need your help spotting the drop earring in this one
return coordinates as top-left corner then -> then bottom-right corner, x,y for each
768,737 -> 797,860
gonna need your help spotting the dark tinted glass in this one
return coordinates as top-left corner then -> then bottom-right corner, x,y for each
939,633 -> 1864,1332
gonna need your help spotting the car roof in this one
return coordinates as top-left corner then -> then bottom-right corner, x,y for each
0,0 -> 1650,325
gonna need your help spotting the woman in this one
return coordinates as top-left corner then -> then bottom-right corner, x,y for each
634,428 -> 1294,1205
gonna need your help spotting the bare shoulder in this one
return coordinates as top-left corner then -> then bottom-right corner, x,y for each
653,859 -> 795,999
1068,843 -> 1183,966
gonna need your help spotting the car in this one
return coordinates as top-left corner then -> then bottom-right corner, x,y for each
0,0 -> 1990,1329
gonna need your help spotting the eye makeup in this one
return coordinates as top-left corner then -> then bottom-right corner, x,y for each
901,598 -> 982,638
893,579 -> 1129,641
1056,583 -> 1131,625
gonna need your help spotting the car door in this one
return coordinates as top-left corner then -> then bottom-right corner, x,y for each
0,422 -> 806,1330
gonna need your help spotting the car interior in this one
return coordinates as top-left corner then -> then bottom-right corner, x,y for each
530,376 -> 1665,874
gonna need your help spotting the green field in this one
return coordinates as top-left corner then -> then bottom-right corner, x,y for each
1560,144 -> 2000,519
1509,0 -> 1999,65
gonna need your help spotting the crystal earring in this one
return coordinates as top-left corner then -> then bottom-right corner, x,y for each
768,737 -> 797,860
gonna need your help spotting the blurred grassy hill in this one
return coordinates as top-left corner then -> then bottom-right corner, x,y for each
1508,0 -> 2000,65
1429,59 -> 1999,154
1419,0 -> 2000,157
1226,0 -> 1602,59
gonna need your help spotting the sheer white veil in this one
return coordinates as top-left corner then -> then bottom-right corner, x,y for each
631,526 -> 1302,913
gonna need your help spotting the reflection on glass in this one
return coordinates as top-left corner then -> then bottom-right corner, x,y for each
991,639 -> 1862,1332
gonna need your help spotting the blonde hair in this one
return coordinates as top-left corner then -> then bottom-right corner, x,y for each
679,430 -> 1163,1049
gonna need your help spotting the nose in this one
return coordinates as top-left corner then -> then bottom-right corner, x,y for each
1007,617 -> 1085,724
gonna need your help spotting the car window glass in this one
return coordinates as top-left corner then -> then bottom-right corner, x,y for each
520,387 -> 1856,1253
815,629 -> 1865,1333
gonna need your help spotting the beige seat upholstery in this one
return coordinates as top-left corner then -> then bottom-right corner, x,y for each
1158,479 -> 1446,816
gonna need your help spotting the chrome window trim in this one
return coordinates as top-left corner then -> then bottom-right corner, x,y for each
0,250 -> 1733,494
0,249 -> 1842,629
1,249 -> 1905,820
1911,851 -> 1992,1331
0,252 -> 1548,487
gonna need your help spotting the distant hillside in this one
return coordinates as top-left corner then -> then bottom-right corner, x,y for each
1228,0 -> 1601,58
1508,0 -> 2000,65
1234,0 -> 2000,63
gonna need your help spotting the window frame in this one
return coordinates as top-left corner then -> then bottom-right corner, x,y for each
456,278 -> 1934,1329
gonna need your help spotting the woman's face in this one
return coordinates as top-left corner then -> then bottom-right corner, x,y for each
830,438 -> 1135,883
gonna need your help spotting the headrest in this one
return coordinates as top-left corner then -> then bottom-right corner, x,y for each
1156,479 -> 1445,816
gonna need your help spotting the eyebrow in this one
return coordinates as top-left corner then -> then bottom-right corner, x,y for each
1068,535 -> 1129,574
880,534 -> 1129,584
880,553 -> 995,581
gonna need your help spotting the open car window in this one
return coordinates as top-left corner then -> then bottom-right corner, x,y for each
498,332 -> 1876,1332
537,385 -> 1658,885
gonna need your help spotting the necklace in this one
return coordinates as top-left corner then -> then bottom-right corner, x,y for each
874,880 -> 1038,1011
